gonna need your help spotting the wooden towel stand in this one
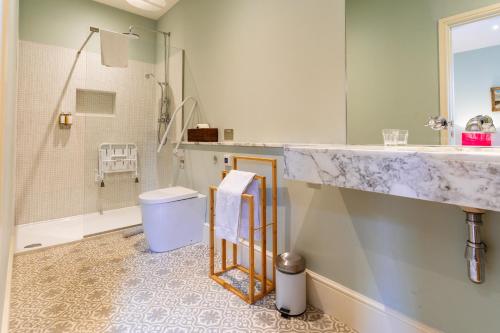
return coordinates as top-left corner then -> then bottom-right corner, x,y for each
209,156 -> 277,304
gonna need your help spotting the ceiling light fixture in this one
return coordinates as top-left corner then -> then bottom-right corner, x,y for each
493,24 -> 499,31
126,0 -> 166,11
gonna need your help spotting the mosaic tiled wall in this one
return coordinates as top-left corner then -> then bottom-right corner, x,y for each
15,41 -> 170,225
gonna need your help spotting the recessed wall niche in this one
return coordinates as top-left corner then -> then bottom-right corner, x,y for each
76,89 -> 116,116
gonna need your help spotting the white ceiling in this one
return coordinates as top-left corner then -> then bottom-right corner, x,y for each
452,15 -> 500,53
93,0 -> 179,20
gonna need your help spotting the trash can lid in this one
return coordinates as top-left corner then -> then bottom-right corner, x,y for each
276,252 -> 305,274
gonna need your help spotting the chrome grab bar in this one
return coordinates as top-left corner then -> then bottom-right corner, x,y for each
157,96 -> 198,154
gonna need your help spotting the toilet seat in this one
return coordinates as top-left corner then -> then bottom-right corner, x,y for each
139,186 -> 199,205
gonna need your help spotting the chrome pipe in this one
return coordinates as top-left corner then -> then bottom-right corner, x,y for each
464,210 -> 487,284
77,29 -> 97,55
77,27 -> 99,55
466,212 -> 482,243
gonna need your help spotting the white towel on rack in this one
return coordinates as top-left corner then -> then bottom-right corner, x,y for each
215,170 -> 256,243
100,30 -> 128,68
239,179 -> 261,241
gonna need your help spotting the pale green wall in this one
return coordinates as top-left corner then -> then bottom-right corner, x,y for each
0,0 -> 18,330
346,0 -> 500,145
19,0 -> 157,63
160,1 -> 500,332
157,0 -> 346,143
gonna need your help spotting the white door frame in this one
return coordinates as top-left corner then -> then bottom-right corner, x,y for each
438,3 -> 500,145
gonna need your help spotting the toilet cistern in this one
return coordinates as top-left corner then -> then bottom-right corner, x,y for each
139,187 -> 206,253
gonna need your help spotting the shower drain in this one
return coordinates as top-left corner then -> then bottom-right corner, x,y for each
24,243 -> 42,249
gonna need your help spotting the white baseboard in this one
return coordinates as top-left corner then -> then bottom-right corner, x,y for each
15,206 -> 141,253
306,270 -> 442,333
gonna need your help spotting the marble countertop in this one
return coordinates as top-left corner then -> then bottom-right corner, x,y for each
284,144 -> 500,211
177,141 -> 284,148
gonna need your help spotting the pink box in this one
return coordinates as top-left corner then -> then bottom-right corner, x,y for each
462,132 -> 492,146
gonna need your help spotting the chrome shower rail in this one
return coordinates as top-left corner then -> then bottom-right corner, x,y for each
127,25 -> 170,36
77,26 -> 99,55
77,26 -> 170,55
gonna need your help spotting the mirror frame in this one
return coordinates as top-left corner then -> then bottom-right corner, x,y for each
438,3 -> 500,145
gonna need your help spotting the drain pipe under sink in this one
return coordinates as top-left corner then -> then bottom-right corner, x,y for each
463,207 -> 487,284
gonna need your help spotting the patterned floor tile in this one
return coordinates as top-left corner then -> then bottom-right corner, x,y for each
9,232 -> 357,333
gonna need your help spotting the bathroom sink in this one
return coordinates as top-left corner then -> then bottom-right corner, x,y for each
283,144 -> 500,211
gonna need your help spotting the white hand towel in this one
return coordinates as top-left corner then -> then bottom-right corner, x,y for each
100,30 -> 128,68
239,179 -> 261,241
215,170 -> 255,243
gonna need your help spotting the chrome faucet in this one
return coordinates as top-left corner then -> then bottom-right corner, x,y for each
425,116 -> 452,131
465,115 -> 496,133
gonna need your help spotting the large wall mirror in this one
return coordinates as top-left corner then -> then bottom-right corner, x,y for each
346,0 -> 500,146
439,4 -> 500,146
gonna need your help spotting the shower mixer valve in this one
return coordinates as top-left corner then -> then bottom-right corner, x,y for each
158,114 -> 170,124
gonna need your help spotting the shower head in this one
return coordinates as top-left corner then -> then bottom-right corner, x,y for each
123,26 -> 140,39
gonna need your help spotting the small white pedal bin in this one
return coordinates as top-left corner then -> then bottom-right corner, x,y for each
276,252 -> 307,317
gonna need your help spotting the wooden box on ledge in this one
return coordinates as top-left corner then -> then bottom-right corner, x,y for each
187,128 -> 219,142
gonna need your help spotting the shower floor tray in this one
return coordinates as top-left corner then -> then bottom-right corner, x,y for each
14,205 -> 141,253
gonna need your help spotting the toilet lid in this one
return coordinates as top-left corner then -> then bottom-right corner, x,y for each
139,186 -> 199,204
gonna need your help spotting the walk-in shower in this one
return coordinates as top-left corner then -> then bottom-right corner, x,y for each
15,22 -> 179,252
76,25 -> 172,146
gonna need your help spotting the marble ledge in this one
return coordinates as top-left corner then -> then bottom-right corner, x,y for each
176,141 -> 285,148
283,144 -> 500,212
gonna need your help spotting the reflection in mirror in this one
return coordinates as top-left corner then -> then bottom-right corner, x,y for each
490,87 -> 500,111
451,15 -> 500,146
346,1 -> 500,146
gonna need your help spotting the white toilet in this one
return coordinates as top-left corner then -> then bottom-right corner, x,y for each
139,186 -> 206,252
